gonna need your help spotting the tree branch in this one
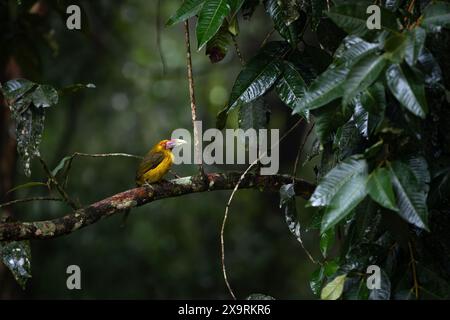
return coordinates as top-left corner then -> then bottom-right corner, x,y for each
0,172 -> 314,241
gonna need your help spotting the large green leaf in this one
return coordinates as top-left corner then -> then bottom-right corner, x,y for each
405,27 -> 426,66
205,24 -> 231,63
311,101 -> 353,143
388,161 -> 429,230
407,156 -> 430,195
275,61 -> 307,114
321,274 -> 347,300
367,167 -> 398,211
238,96 -> 269,130
385,64 -> 428,118
0,241 -> 32,289
309,156 -> 368,233
421,1 -> 450,32
292,63 -> 349,114
326,2 -> 399,36
227,42 -> 287,110
196,0 -> 231,50
166,0 -> 204,26
334,36 -> 380,66
343,53 -> 387,105
280,183 -> 304,245
264,0 -> 301,45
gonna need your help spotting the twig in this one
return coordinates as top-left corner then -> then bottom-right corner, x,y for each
39,157 -> 78,210
0,172 -> 315,241
0,197 -> 63,209
260,29 -> 275,48
184,20 -> 204,175
220,118 -> 304,299
232,35 -> 245,65
408,241 -> 420,299
291,123 -> 318,265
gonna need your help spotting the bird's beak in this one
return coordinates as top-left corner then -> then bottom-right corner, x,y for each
167,139 -> 187,149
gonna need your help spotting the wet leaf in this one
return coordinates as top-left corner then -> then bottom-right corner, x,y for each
385,64 -> 428,118
166,0 -> 204,26
196,0 -> 230,50
0,241 -> 32,289
275,61 -> 307,116
280,183 -> 303,245
238,96 -> 269,130
367,167 -> 398,211
388,161 -> 429,230
264,0 -> 302,45
421,1 -> 450,32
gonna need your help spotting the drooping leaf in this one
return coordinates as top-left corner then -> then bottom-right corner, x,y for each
58,83 -> 96,96
280,183 -> 304,246
227,42 -> 287,110
326,2 -> 399,36
405,27 -> 426,66
309,156 -> 368,233
51,155 -> 74,176
385,63 -> 428,118
0,241 -> 32,289
206,24 -> 231,63
406,156 -> 430,195
166,0 -> 204,26
320,227 -> 335,257
321,274 -> 347,300
310,266 -> 325,295
388,160 -> 429,230
368,269 -> 391,300
238,96 -> 269,130
416,48 -> 443,89
6,181 -> 48,195
293,63 -> 349,114
343,53 -> 387,105
334,36 -> 380,66
367,167 -> 398,211
275,61 -> 307,115
421,1 -> 450,32
311,101 -> 353,143
264,0 -> 302,45
196,0 -> 231,50
1,79 -> 59,177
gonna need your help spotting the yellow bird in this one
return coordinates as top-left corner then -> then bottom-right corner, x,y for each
136,139 -> 187,186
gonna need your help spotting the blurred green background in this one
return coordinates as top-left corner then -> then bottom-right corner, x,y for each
1,0 -> 321,299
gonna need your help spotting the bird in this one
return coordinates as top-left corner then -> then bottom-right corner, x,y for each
135,139 -> 187,186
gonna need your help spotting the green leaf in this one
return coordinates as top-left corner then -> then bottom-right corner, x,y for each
407,156 -> 430,195
367,167 -> 398,211
310,156 -> 368,207
421,1 -> 450,32
31,85 -> 58,108
51,155 -> 73,176
0,78 -> 35,102
292,63 -> 349,114
320,227 -> 335,257
166,0 -> 204,26
280,183 -> 304,245
206,24 -> 231,63
264,0 -> 301,45
196,0 -> 231,50
343,53 -> 387,105
309,156 -> 368,233
275,61 -> 307,114
7,182 -> 48,195
228,0 -> 245,19
321,274 -> 347,300
311,101 -> 353,143
386,64 -> 428,118
405,27 -> 426,66
310,266 -> 324,295
326,2 -> 399,36
388,161 -> 429,230
334,36 -> 380,66
0,241 -> 32,289
227,42 -> 287,110
238,96 -> 269,130
383,32 -> 409,63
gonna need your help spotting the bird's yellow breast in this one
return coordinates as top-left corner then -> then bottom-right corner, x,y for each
140,150 -> 174,184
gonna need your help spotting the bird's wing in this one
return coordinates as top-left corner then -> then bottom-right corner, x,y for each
136,150 -> 165,179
